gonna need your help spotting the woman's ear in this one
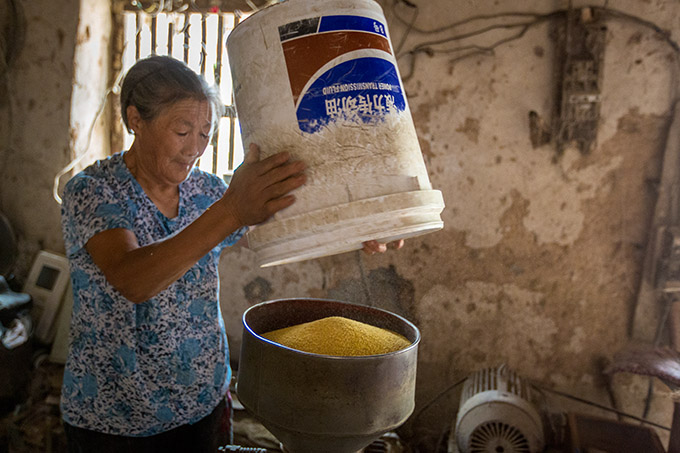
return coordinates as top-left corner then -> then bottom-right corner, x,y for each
126,105 -> 142,135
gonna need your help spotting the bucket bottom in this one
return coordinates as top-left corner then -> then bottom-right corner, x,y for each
247,190 -> 445,267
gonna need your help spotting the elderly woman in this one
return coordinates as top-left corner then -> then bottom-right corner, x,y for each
60,55 -> 399,452
59,54 -> 309,452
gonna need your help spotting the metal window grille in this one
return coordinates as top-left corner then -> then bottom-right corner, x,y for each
121,9 -> 246,179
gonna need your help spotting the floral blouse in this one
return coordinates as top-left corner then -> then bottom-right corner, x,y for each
60,151 -> 245,436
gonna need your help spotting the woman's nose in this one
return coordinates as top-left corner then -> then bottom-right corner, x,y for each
188,133 -> 207,157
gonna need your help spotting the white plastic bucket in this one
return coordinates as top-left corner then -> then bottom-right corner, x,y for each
227,0 -> 445,267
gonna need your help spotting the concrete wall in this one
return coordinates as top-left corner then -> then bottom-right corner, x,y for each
1,0 -> 678,450
0,0 -> 111,278
1,0 -> 79,276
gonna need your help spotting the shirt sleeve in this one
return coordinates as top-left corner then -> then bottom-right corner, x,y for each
195,171 -> 248,248
223,225 -> 248,247
61,173 -> 135,257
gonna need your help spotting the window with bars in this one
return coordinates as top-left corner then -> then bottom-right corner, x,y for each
119,6 -> 247,180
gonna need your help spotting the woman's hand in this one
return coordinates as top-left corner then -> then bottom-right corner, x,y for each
223,143 -> 306,227
362,239 -> 404,255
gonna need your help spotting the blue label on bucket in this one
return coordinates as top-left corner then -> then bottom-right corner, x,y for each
279,15 -> 406,134
296,58 -> 405,133
278,15 -> 387,42
317,15 -> 387,37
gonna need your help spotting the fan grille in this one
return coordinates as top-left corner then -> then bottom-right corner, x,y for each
468,421 -> 530,453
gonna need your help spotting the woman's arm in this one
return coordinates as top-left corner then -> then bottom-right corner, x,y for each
85,145 -> 305,303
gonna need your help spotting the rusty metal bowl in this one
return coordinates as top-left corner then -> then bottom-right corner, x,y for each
236,298 -> 420,453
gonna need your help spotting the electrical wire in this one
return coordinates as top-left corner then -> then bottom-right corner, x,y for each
406,376 -> 465,453
603,7 -> 680,54
391,0 -> 547,36
244,0 -> 282,14
52,73 -> 126,204
401,14 -> 554,52
51,10 -> 142,204
396,10 -> 561,81
145,0 -> 165,17
392,0 -> 417,55
391,2 -> 680,81
531,381 -> 672,431
412,376 -> 466,425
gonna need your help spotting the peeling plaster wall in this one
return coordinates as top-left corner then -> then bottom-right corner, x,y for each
1,0 -> 679,450
0,0 -> 111,279
0,0 -> 80,277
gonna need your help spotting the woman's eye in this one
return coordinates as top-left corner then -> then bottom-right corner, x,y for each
177,131 -> 188,137
201,133 -> 210,140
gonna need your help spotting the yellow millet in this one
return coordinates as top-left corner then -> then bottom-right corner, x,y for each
262,316 -> 411,356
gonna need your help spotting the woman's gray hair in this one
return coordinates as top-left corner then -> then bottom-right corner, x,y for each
120,55 -> 224,134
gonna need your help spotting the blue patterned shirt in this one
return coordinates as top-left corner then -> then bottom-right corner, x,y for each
60,151 -> 245,436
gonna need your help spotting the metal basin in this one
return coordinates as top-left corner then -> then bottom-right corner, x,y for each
236,298 -> 420,453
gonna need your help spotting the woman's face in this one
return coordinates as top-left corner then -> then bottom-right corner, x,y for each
131,98 -> 213,186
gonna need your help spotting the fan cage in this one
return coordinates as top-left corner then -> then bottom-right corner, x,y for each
468,421 -> 530,453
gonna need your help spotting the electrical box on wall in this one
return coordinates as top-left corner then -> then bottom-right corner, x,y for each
553,7 -> 607,155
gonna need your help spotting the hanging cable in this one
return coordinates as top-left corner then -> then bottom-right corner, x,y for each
51,12 -> 143,204
145,0 -> 165,17
392,3 -> 680,82
392,0 -> 417,56
52,68 -> 127,204
531,381 -> 671,431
